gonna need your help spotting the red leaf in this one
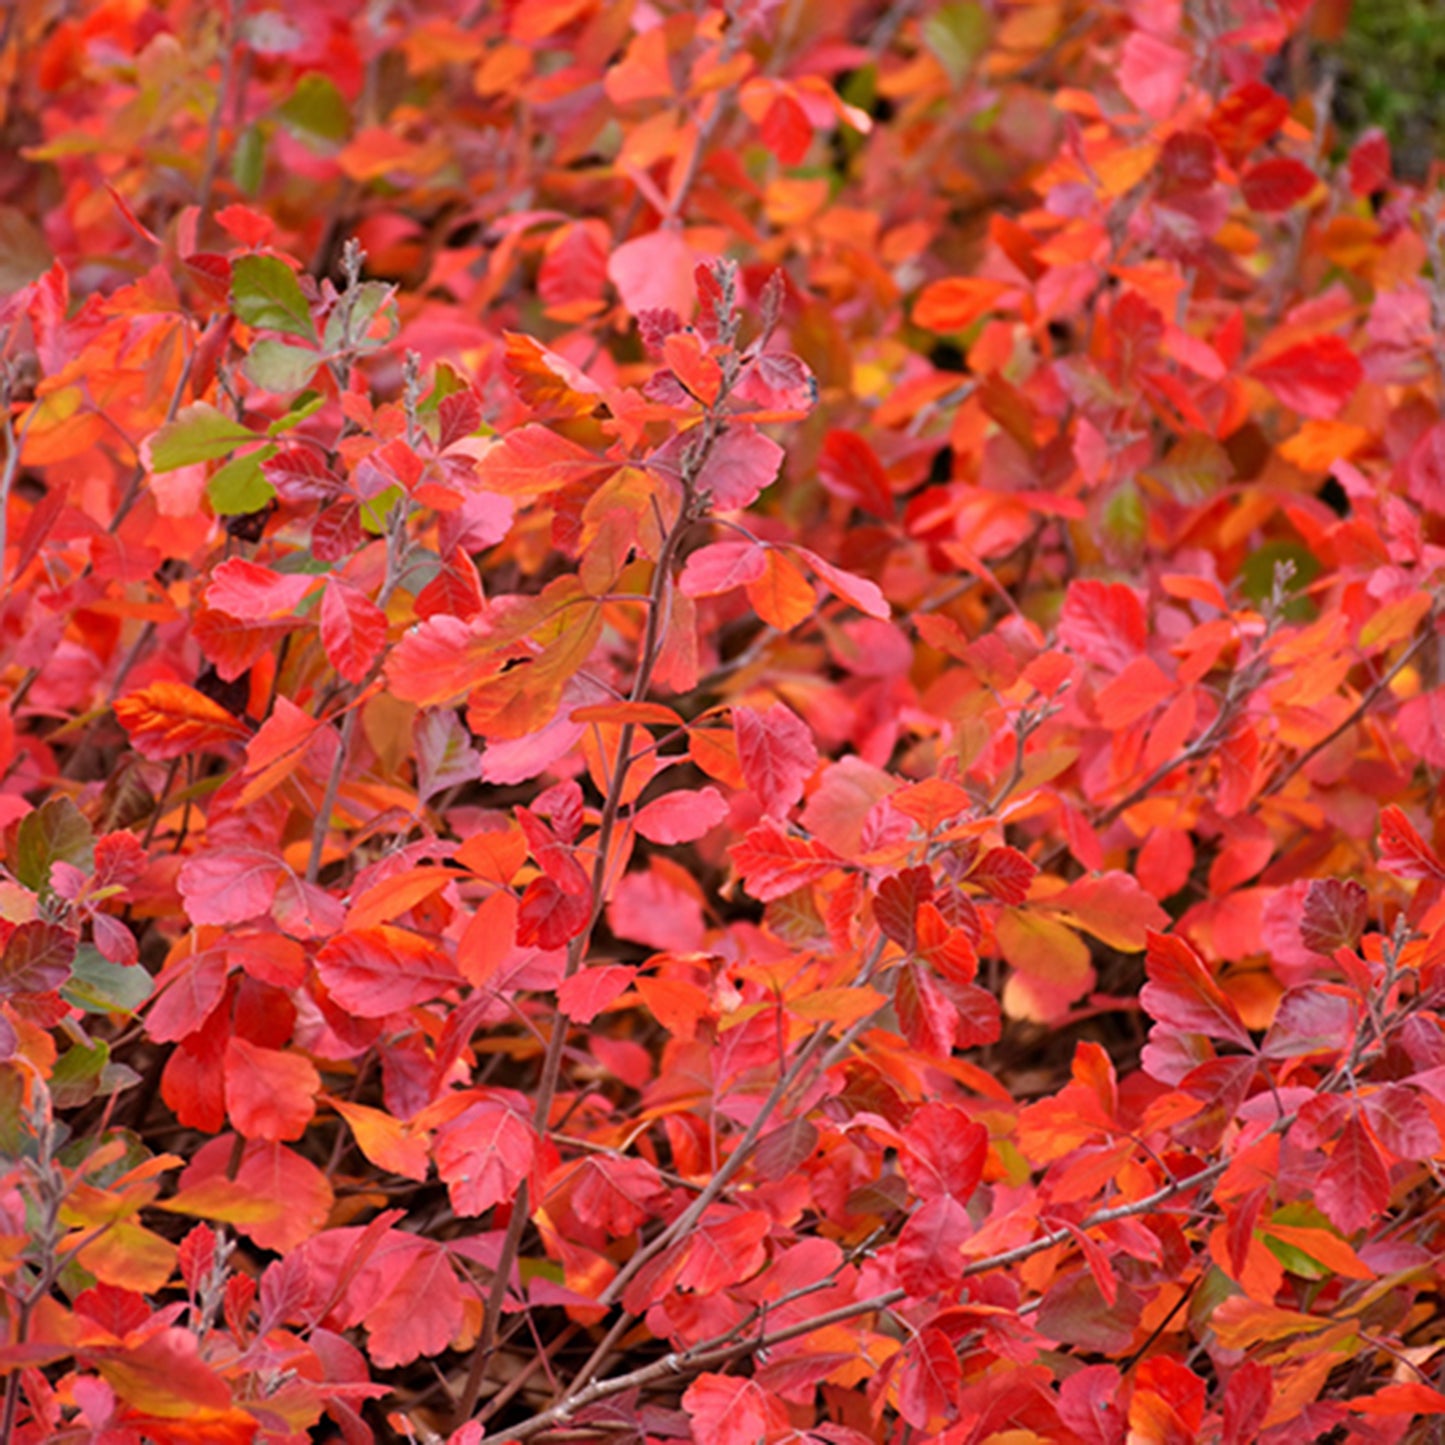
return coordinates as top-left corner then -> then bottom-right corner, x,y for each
1299,878 -> 1368,954
759,90 -> 812,164
817,430 -> 893,517
621,1206 -> 770,1313
262,447 -> 341,502
1262,985 -> 1356,1060
1349,1382 -> 1445,1417
793,547 -> 890,619
239,696 -> 320,807
516,875 -> 591,948
1240,156 -> 1317,212
314,926 -> 461,1017
169,1137 -> 333,1253
1049,870 -> 1169,949
1222,1360 -> 1273,1445
1361,1084 -> 1440,1161
1207,80 -> 1289,164
1315,1112 -> 1390,1234
414,549 -> 486,622
696,425 -> 785,511
679,541 -> 767,597
1141,931 -> 1253,1048
437,389 -> 483,451
1249,336 -> 1363,419
1347,128 -> 1391,196
320,578 -> 387,684
895,960 -> 956,1058
384,613 -> 505,708
569,1155 -> 665,1235
895,1325 -> 962,1428
1058,580 -> 1147,671
634,786 -> 729,844
177,1225 -> 217,1296
1378,805 -> 1445,881
900,1104 -> 987,1202
876,867 -> 933,949
969,846 -> 1037,906
729,822 -> 841,902
223,1036 -> 319,1142
733,703 -> 818,818
674,1208 -> 771,1294
732,350 -> 817,413
895,1194 -> 970,1297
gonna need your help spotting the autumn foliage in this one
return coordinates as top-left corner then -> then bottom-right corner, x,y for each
3,0 -> 1445,1440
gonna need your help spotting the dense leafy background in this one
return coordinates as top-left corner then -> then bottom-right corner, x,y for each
3,1 -> 1445,1442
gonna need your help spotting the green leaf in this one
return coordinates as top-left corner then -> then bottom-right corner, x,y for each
360,484 -> 404,535
63,945 -> 154,1017
146,403 -> 257,472
14,797 -> 94,895
244,338 -> 321,393
1151,432 -> 1234,503
278,73 -> 351,147
266,391 -> 327,436
322,280 -> 397,354
1261,1233 -> 1330,1281
922,2 -> 990,84
0,206 -> 53,293
232,254 -> 315,341
232,123 -> 266,197
207,444 -> 278,516
1241,540 -> 1319,622
422,362 -> 469,414
50,1039 -> 109,1109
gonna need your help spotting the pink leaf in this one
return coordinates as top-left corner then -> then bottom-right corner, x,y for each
633,786 -> 729,844
793,546 -> 890,619
430,1094 -> 535,1217
607,229 -> 697,319
1117,31 -> 1189,121
697,426 -> 785,511
1316,1112 -> 1390,1234
557,965 -> 637,1024
207,557 -> 314,621
683,1374 -> 790,1445
733,703 -> 818,818
679,540 -> 768,598
177,848 -> 283,927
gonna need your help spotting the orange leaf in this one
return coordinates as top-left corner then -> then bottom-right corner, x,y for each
114,682 -> 249,761
331,1097 -> 431,1181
